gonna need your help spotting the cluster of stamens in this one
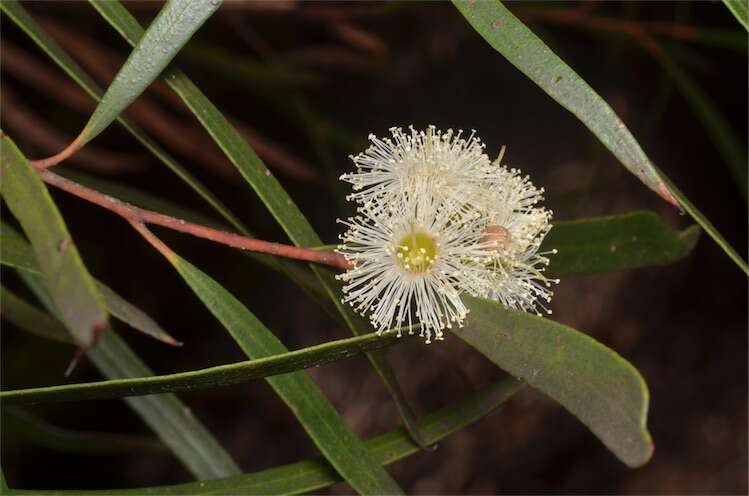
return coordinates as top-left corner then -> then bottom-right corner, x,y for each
336,126 -> 558,342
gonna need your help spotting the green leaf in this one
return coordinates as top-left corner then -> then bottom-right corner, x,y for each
162,250 -> 403,495
89,0 -> 427,447
545,211 -> 699,277
0,0 -> 247,236
89,0 -> 317,247
0,330 -> 410,405
723,0 -> 749,31
1,222 -> 178,346
452,0 -> 747,275
8,376 -> 522,495
452,0 -> 674,204
96,283 -> 181,346
76,0 -> 221,146
3,279 -> 241,480
0,468 -> 7,495
455,297 -> 653,468
1,285 -> 72,344
0,136 -> 107,347
3,407 -> 166,454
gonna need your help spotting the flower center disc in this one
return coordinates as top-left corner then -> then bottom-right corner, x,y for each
396,231 -> 438,273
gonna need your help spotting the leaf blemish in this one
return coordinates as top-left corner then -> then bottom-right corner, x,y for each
491,19 -> 501,30
57,238 -> 72,252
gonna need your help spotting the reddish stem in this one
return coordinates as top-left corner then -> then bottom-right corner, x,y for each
32,135 -> 84,169
39,169 -> 351,270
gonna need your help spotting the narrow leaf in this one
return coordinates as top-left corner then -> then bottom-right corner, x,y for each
76,0 -> 221,145
1,285 -> 72,344
10,272 -> 241,480
545,211 -> 699,277
723,0 -> 749,31
163,249 -> 404,495
97,283 -> 181,346
452,0 -> 675,205
0,136 -> 107,347
455,297 -> 653,468
3,407 -> 166,454
0,331 -> 410,405
452,0 -> 746,274
8,376 -> 522,495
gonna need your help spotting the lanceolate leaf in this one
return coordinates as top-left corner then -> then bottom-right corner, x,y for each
89,0 -> 428,447
452,0 -> 747,274
452,0 -> 674,204
7,377 -> 522,495
455,297 -> 653,468
1,286 -> 72,344
76,0 -> 221,146
545,211 -> 699,277
160,249 -> 403,495
0,330 -> 409,405
0,136 -> 107,347
4,277 -> 241,480
1,222 -> 178,346
723,0 -> 749,31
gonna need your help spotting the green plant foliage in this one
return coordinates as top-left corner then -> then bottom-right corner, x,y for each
452,0 -> 747,274
76,0 -> 221,146
1,222 -> 177,345
0,329 -> 410,405
2,407 -> 166,454
544,211 -> 700,276
5,270 -> 241,480
456,297 -> 653,467
7,377 -> 522,495
723,0 -> 749,30
89,0 -> 428,447
452,0 -> 672,202
88,330 -> 242,479
0,136 -> 108,347
0,0 -> 246,234
0,286 -> 72,344
161,252 -> 404,495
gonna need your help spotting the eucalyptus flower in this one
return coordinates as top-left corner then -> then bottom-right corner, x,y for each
338,126 -> 558,341
336,195 -> 491,343
340,125 -> 494,215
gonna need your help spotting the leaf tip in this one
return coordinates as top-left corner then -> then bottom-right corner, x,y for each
655,181 -> 679,208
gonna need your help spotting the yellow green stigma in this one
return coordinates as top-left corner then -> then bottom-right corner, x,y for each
395,231 -> 438,273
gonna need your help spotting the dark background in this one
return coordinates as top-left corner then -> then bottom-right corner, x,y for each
1,1 -> 747,493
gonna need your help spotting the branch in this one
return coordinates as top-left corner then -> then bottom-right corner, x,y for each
38,169 -> 351,270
